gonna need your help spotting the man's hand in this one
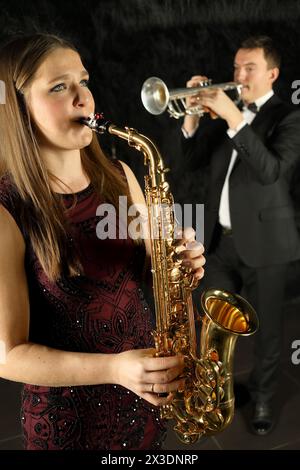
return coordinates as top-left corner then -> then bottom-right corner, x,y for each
183,75 -> 209,135
197,88 -> 244,129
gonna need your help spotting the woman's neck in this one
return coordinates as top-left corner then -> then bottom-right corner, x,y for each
41,148 -> 90,194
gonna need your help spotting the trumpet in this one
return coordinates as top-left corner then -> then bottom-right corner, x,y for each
141,76 -> 242,119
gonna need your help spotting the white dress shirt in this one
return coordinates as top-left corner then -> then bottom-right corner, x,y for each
218,90 -> 274,229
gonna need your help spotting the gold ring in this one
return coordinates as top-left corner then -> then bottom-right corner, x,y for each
151,383 -> 155,393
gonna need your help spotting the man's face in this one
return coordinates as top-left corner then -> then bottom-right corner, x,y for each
233,47 -> 279,104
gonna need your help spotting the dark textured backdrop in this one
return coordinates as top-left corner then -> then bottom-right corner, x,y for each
1,0 -> 300,271
1,0 -> 300,198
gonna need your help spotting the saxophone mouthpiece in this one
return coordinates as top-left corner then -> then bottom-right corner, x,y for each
79,112 -> 111,134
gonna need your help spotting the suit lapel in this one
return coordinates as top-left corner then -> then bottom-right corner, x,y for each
229,94 -> 282,175
251,95 -> 281,131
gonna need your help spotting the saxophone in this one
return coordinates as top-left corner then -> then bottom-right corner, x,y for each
81,113 -> 259,444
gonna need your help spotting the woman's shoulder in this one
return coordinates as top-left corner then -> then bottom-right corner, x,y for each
0,173 -> 22,227
110,158 -> 145,203
117,160 -> 134,180
117,160 -> 146,206
111,158 -> 126,177
0,203 -> 26,273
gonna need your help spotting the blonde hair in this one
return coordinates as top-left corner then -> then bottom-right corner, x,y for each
0,34 -> 133,281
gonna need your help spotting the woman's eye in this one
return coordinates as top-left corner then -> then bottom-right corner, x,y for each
50,83 -> 66,93
50,79 -> 89,93
80,79 -> 89,87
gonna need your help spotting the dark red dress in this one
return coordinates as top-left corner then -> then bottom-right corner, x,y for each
0,167 -> 165,450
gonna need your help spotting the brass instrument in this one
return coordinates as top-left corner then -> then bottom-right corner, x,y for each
80,113 -> 258,444
141,76 -> 242,119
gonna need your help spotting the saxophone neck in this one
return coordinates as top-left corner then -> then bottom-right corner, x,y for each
80,112 -> 169,188
109,124 -> 168,189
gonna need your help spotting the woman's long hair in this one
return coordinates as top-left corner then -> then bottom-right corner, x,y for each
0,34 -> 133,281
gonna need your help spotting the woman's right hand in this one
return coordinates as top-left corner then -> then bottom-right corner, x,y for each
113,348 -> 185,406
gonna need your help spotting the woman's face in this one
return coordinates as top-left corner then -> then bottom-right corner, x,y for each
25,47 -> 95,152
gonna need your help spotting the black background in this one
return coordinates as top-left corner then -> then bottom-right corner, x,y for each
1,0 -> 300,198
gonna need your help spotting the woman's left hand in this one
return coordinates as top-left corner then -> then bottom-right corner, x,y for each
174,227 -> 205,282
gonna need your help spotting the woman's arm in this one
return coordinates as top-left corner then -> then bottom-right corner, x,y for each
0,205 -> 118,387
119,160 -> 151,256
0,204 -> 186,405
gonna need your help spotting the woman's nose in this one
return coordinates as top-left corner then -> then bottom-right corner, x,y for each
73,87 -> 90,108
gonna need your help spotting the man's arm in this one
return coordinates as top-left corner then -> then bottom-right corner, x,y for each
196,88 -> 300,184
231,108 -> 300,185
180,116 -> 228,172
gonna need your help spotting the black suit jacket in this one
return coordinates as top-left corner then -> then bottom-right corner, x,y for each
180,95 -> 300,267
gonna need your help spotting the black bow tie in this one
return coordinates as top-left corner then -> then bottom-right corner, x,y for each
237,101 -> 258,114
247,102 -> 258,114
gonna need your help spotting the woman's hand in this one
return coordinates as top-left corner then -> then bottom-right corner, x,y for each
174,227 -> 205,283
113,348 -> 185,406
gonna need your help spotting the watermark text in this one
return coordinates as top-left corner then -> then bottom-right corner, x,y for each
291,80 -> 300,105
291,339 -> 300,365
95,197 -> 204,243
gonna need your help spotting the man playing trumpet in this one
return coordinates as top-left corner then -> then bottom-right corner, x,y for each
180,35 -> 300,436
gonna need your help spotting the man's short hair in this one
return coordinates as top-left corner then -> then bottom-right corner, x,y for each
240,36 -> 281,69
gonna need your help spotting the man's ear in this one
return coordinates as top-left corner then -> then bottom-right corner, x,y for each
269,67 -> 279,84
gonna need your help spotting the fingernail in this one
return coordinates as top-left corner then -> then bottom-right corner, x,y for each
182,260 -> 191,267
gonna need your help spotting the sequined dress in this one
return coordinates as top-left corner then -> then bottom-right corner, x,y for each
0,167 -> 165,450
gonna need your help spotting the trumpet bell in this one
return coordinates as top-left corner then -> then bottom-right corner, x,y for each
141,76 -> 242,119
141,77 -> 169,115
